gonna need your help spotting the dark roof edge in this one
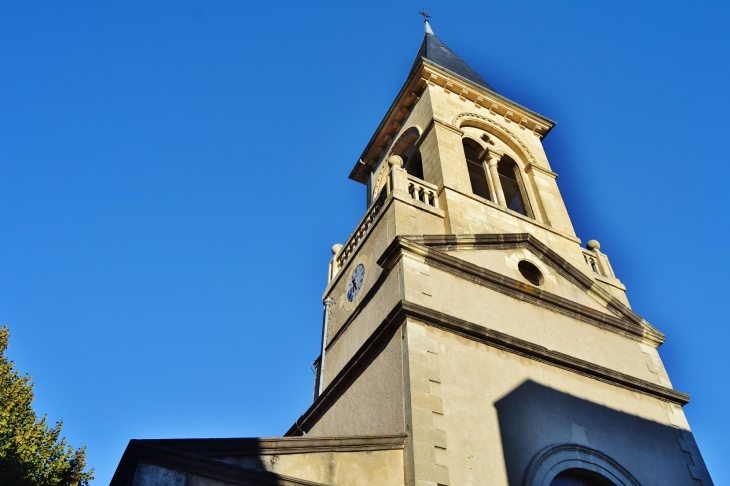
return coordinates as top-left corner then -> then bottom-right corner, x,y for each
348,61 -> 418,181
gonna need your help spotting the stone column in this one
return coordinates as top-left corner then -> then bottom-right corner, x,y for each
486,151 -> 507,207
482,159 -> 498,203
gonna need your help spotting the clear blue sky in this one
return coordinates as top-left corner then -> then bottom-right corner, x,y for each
1,1 -> 727,484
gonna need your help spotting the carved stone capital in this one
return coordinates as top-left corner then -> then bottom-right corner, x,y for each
485,150 -> 504,166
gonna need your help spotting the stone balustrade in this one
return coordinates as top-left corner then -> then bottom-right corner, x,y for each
329,189 -> 387,281
405,173 -> 439,209
328,165 -> 441,282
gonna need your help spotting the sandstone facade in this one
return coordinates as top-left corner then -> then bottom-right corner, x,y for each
112,22 -> 713,486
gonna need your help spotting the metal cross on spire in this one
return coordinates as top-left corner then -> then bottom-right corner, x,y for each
419,8 -> 433,34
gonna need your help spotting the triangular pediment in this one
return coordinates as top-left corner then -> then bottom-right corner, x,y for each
444,245 -> 616,317
378,234 -> 664,346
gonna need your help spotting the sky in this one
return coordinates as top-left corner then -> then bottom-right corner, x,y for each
1,1 -> 728,484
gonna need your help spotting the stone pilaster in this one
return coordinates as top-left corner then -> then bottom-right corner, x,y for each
403,321 -> 449,486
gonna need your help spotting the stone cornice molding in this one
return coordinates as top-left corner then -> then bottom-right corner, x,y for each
421,63 -> 554,136
350,60 -> 555,184
287,299 -> 689,437
349,67 -> 429,183
379,235 -> 665,347
418,117 -> 465,143
136,435 -> 408,457
525,162 -> 558,178
325,231 -> 658,356
431,117 -> 465,136
322,193 -> 446,301
402,301 -> 688,405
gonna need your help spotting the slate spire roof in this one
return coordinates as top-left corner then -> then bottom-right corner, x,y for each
410,20 -> 495,93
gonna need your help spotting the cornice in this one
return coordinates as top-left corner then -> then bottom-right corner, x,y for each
429,116 -> 465,136
286,299 -> 689,436
350,59 -> 556,184
378,235 -> 664,347
422,62 -> 554,136
137,435 -> 407,457
525,162 -> 558,178
402,300 -> 688,405
327,232 -> 662,358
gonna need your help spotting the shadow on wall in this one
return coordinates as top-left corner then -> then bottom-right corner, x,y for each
494,380 -> 711,486
286,314 -> 405,437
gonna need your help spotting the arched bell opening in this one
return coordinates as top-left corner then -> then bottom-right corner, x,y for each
390,126 -> 424,180
371,126 -> 423,203
462,138 -> 491,201
402,143 -> 424,180
497,155 -> 532,217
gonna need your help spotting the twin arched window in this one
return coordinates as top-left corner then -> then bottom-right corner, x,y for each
462,138 -> 529,217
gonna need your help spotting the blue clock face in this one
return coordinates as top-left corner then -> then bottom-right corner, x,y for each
347,264 -> 365,302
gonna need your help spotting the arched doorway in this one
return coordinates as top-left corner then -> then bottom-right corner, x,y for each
524,444 -> 640,486
550,469 -> 615,486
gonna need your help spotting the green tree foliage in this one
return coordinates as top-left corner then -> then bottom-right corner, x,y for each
0,326 -> 93,486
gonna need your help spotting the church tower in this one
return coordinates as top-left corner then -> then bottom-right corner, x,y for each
292,20 -> 714,486
113,20 -> 713,486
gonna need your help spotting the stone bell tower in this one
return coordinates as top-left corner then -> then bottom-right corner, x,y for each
113,20 -> 713,486
291,20 -> 714,486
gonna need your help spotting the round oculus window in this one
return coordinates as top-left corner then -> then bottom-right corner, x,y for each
518,260 -> 543,286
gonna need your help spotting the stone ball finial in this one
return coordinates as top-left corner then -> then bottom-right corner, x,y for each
388,155 -> 404,167
587,240 -> 601,251
331,243 -> 343,256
